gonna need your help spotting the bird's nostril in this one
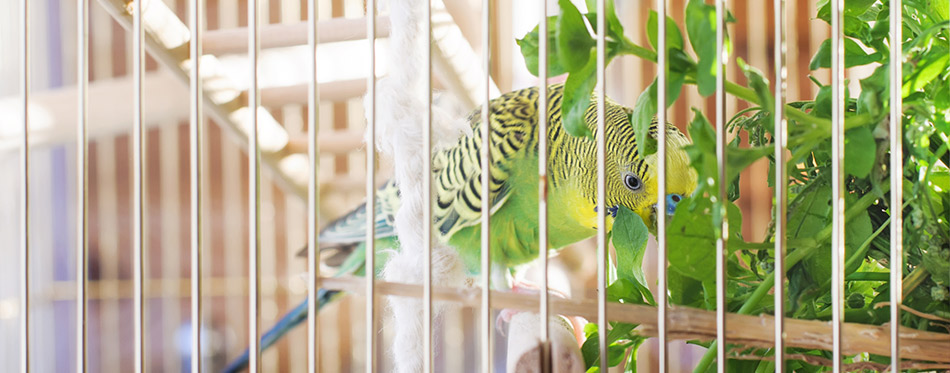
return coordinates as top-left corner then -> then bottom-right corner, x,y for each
671,194 -> 681,203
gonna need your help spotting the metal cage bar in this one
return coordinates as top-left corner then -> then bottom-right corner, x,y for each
772,0 -> 788,370
423,0 -> 434,371
132,0 -> 146,370
189,0 -> 205,369
715,0 -> 728,370
365,1 -> 377,372
479,0 -> 493,372
20,0 -> 31,367
595,0 -> 608,370
76,0 -> 90,370
655,0 -> 669,370
248,0 -> 262,370
306,0 -> 320,370
829,0 -> 845,370
537,0 -> 551,369
888,0 -> 903,369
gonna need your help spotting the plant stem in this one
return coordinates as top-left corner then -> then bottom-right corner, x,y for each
620,40 -> 657,62
692,182 -> 891,373
902,266 -> 930,297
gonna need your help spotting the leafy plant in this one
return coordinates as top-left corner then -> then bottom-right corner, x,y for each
519,0 -> 949,371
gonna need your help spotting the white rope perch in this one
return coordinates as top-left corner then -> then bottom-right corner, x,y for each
373,0 -> 469,371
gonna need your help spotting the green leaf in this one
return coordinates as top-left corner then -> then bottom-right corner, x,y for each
809,38 -> 883,70
902,51 -> 949,97
683,110 -> 774,198
557,0 -> 595,72
631,81 -> 659,156
845,127 -> 876,178
584,0 -> 625,39
612,206 -> 650,290
561,52 -> 598,138
922,247 -> 950,287
667,196 -> 742,283
737,57 -> 774,115
630,75 -> 686,156
580,323 -> 638,368
844,15 -> 872,44
817,0 -> 879,22
792,189 -> 874,307
606,278 -> 645,304
668,269 -> 706,307
814,85 -> 832,118
516,16 -> 567,77
934,0 -> 949,21
857,63 -> 888,117
686,0 -> 728,97
647,10 -> 684,52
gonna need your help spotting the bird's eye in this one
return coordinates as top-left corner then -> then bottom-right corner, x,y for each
624,173 -> 642,191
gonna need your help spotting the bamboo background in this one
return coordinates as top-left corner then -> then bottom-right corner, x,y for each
0,0 -> 854,371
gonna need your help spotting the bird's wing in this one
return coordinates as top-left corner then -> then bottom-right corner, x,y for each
432,87 -> 541,238
314,86 -> 546,248
317,179 -> 401,246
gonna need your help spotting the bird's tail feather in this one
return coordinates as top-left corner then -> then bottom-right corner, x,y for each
221,289 -> 343,373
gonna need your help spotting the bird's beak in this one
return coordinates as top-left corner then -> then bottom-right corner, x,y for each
643,194 -> 684,233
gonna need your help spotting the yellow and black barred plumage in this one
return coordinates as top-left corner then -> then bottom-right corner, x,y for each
318,83 -> 696,271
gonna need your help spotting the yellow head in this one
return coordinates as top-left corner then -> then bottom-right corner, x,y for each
547,87 -> 697,234
598,104 -> 698,229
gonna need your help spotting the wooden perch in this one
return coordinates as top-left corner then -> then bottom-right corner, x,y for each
319,276 -> 950,364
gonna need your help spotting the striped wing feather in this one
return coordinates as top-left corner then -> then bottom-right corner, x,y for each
432,87 -> 540,238
314,86 -> 545,249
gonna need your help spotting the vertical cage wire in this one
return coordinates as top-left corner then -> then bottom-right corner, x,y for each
423,0 -> 433,371
20,0 -> 31,367
365,1 -> 377,372
655,0 -> 669,370
536,0 -> 550,369
247,0 -> 262,369
76,0 -> 89,370
714,0 -> 728,370
772,0 -> 787,370
189,0 -> 204,369
479,0 -> 492,372
306,0 -> 319,370
888,0 -> 903,369
829,0 -> 845,370
594,0 -> 608,370
132,0 -> 146,370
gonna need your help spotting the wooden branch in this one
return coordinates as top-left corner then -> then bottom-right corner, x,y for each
875,301 -> 950,323
203,17 -> 392,55
729,352 -> 950,372
319,276 -> 950,363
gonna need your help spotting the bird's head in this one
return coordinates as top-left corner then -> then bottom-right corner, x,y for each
601,106 -> 697,232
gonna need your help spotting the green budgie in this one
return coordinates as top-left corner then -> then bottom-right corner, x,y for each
223,83 -> 697,372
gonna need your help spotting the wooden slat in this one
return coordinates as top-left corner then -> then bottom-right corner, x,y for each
203,17 -> 391,55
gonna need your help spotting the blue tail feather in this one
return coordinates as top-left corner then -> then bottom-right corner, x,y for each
221,289 -> 341,373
